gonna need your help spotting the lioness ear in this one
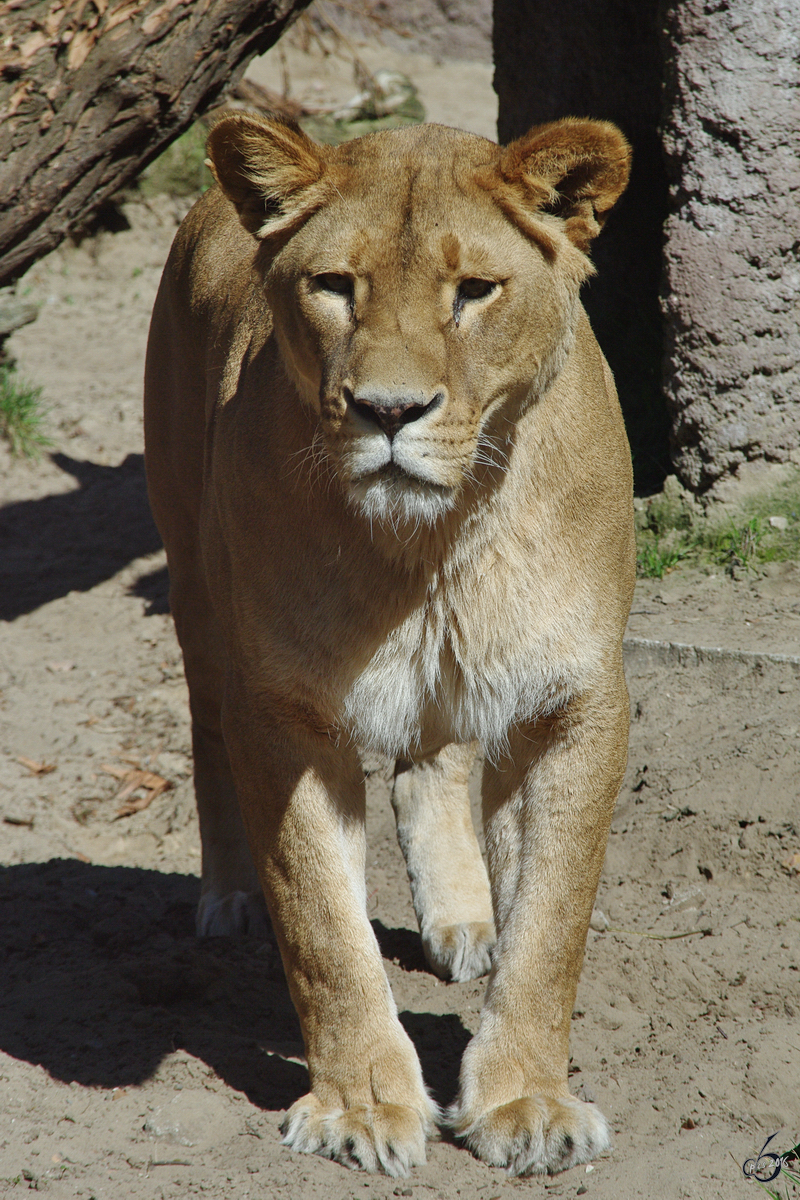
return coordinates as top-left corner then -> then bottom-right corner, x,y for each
498,118 -> 631,251
206,113 -> 329,239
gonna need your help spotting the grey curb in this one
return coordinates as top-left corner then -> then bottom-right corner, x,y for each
624,636 -> 800,673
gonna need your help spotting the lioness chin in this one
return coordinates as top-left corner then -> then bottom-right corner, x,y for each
144,114 -> 635,1178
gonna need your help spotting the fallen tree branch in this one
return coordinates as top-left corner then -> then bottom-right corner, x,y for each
0,0 -> 312,287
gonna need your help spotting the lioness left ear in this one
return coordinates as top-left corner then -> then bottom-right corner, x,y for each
206,113 -> 330,239
498,118 -> 631,251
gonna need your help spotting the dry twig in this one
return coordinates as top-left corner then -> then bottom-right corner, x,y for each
101,763 -> 171,818
17,755 -> 55,775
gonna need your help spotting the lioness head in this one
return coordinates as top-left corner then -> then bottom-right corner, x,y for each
207,116 -> 630,526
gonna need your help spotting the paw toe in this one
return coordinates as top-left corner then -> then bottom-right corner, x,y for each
281,1095 -> 431,1176
423,921 -> 495,982
455,1095 -> 609,1176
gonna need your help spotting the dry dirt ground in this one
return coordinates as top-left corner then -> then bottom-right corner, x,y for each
1,35 -> 799,1200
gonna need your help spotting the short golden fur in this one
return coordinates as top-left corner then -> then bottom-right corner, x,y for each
144,114 -> 634,1177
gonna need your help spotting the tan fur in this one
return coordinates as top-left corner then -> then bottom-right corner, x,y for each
144,115 -> 635,1177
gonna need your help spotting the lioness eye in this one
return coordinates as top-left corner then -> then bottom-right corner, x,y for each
458,278 -> 496,301
315,273 -> 353,296
453,277 -> 497,325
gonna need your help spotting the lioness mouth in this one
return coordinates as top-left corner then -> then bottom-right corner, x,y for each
364,462 -> 448,491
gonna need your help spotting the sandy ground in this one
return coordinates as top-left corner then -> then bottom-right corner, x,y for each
1,35 -> 799,1200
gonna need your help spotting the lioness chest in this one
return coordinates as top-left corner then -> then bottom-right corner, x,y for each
207,464 -> 600,759
340,566 -> 598,759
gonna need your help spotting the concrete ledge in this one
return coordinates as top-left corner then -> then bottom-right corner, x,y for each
623,636 -> 800,672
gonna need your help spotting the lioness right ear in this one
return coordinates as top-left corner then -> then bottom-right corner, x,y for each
498,118 -> 631,252
206,113 -> 330,239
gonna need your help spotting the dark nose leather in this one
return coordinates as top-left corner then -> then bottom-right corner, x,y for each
346,388 -> 442,439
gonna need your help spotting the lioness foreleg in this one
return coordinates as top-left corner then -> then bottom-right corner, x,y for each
391,743 -> 495,982
450,677 -> 629,1175
222,687 -> 437,1175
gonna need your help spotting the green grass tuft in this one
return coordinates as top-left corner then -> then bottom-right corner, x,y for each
636,537 -> 687,579
0,365 -> 51,457
708,516 -> 762,571
635,472 -> 800,578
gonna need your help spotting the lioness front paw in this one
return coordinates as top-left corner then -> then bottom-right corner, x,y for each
452,1095 -> 609,1176
196,889 -> 270,938
422,921 -> 495,982
281,1093 -> 435,1176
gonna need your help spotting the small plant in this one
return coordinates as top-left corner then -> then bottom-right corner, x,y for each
0,364 -> 51,457
635,472 -> 800,578
636,536 -> 686,579
711,516 -> 762,572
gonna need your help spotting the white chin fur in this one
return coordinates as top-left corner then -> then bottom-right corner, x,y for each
348,472 -> 455,527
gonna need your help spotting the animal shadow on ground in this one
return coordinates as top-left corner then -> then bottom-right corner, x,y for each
0,453 -> 161,621
130,564 -> 170,614
373,920 -> 472,1106
0,860 -> 470,1112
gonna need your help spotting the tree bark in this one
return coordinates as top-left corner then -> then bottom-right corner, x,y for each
0,0 -> 311,288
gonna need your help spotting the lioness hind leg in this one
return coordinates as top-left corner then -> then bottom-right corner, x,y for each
191,722 -> 269,939
391,743 -> 495,982
170,567 -> 268,939
145,300 -> 267,940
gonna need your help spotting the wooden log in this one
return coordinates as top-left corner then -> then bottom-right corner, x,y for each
0,0 -> 311,287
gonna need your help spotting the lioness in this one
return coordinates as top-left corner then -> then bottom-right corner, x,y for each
144,114 -> 634,1177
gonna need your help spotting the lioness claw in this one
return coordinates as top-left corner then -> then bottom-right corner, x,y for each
281,1095 -> 434,1176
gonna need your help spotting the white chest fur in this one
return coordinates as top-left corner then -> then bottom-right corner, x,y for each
340,547 -> 597,760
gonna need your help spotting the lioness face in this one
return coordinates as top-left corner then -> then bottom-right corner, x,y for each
210,122 -> 608,526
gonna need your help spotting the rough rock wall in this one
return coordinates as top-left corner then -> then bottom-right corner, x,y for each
661,0 -> 800,492
333,0 -> 492,62
493,0 -> 671,493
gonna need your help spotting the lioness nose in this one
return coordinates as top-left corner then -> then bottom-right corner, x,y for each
346,387 -> 443,440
